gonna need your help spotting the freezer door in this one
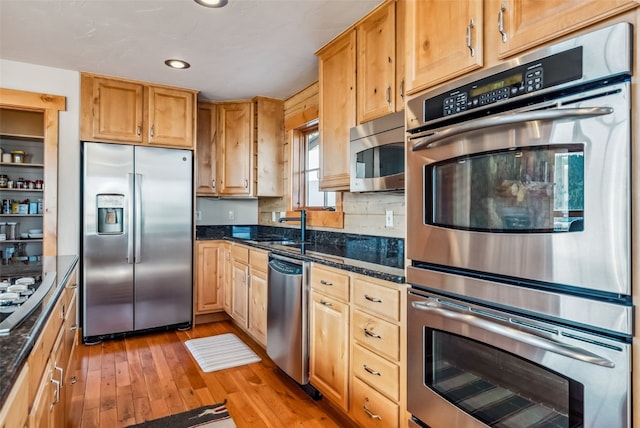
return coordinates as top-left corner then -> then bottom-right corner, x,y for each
133,146 -> 193,331
82,143 -> 135,337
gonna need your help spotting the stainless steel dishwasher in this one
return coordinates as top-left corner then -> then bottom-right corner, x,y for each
267,253 -> 320,398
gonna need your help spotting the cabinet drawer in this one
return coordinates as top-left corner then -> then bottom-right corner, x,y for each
231,244 -> 249,263
352,309 -> 400,362
352,343 -> 399,401
249,248 -> 268,272
352,276 -> 401,322
310,264 -> 349,302
351,376 -> 399,428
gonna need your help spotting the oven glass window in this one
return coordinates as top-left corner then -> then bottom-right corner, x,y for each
426,330 -> 584,427
426,145 -> 584,232
355,143 -> 405,179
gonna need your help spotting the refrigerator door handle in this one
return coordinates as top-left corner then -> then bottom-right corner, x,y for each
127,173 -> 135,264
135,173 -> 143,263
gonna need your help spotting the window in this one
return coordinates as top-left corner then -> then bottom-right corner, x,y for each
300,126 -> 336,208
289,121 -> 343,228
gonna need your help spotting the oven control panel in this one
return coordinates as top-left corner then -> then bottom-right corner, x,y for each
430,46 -> 582,120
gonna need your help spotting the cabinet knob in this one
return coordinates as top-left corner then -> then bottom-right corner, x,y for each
136,125 -> 142,137
212,179 -> 216,189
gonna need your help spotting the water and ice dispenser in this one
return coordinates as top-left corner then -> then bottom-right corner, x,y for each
96,194 -> 125,234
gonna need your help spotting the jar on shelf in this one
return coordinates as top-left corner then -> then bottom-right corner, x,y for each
35,179 -> 43,190
0,174 -> 7,188
6,222 -> 18,240
11,150 -> 26,163
1,153 -> 11,163
15,178 -> 25,189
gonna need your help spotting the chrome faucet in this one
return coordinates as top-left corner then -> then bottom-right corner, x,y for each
278,209 -> 306,243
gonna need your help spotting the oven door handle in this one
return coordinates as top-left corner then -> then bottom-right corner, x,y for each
411,301 -> 616,368
410,107 -> 614,151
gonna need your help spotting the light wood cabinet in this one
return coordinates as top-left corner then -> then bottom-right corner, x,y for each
216,98 -> 283,197
230,244 -> 250,327
0,88 -> 64,258
317,30 -> 356,191
349,274 -> 407,428
195,241 -> 225,314
405,0 -> 484,96
248,249 -> 268,346
494,0 -> 639,59
357,1 -> 397,123
25,263 -> 79,428
222,245 -> 232,314
80,73 -> 197,149
196,102 -> 219,195
217,101 -> 252,196
309,263 -> 351,411
0,364 -> 29,428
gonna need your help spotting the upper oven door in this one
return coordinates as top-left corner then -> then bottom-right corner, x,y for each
406,82 -> 630,297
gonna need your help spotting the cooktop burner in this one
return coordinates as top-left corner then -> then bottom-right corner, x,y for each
0,276 -> 40,324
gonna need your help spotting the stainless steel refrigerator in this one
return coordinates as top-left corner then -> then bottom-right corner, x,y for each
82,142 -> 193,342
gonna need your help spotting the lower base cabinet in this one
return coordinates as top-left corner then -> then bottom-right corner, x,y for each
11,263 -> 79,428
351,376 -> 400,428
0,365 -> 29,428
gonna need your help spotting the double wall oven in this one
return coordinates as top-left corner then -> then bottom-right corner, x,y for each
405,23 -> 633,428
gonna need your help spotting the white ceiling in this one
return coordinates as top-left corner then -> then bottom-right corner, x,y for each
0,0 -> 382,101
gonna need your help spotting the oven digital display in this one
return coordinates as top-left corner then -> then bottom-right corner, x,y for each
470,73 -> 523,97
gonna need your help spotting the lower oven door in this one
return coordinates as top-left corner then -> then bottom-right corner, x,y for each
407,289 -> 631,428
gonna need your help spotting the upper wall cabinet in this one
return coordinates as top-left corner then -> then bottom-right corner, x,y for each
494,0 -> 639,59
80,73 -> 197,149
196,102 -> 218,196
215,97 -> 284,197
405,0 -> 484,96
357,1 -> 397,123
317,30 -> 356,192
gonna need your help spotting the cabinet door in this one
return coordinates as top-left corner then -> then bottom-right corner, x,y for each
196,103 -> 219,195
495,0 -> 638,59
317,30 -> 356,191
29,362 -> 51,428
50,328 -> 66,428
357,2 -> 396,123
223,247 -> 232,313
253,97 -> 284,197
309,291 -> 350,411
89,76 -> 144,143
248,267 -> 268,346
0,365 -> 29,428
231,259 -> 249,327
405,0 -> 483,95
147,86 -> 195,148
218,102 -> 253,196
195,241 -> 224,314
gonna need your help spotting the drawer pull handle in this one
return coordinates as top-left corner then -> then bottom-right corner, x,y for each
320,280 -> 333,286
70,376 -> 78,384
320,300 -> 333,307
364,328 -> 381,339
364,364 -> 381,376
363,405 -> 382,420
50,377 -> 61,408
364,294 -> 382,303
66,283 -> 78,289
70,324 -> 78,331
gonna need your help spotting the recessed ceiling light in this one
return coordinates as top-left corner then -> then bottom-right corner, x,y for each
194,0 -> 228,8
165,59 -> 191,69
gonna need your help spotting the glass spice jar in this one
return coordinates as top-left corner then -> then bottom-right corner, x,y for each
35,179 -> 43,190
15,178 -> 25,189
0,174 -> 7,188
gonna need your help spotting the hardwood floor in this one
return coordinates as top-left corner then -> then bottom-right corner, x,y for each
68,320 -> 357,428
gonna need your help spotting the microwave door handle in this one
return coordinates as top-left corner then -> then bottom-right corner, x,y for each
410,106 -> 614,151
411,301 -> 616,368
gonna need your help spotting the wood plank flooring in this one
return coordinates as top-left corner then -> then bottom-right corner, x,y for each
68,320 -> 357,428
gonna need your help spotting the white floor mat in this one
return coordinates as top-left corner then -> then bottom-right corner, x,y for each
184,333 -> 261,373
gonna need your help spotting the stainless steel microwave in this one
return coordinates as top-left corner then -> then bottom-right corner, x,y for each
349,111 -> 405,192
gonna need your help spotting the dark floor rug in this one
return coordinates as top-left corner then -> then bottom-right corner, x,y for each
126,400 -> 236,428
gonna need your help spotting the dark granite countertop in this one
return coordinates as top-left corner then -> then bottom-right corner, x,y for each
0,254 -> 79,407
197,225 -> 406,284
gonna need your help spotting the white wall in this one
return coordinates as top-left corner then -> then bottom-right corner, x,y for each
0,59 -> 81,256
